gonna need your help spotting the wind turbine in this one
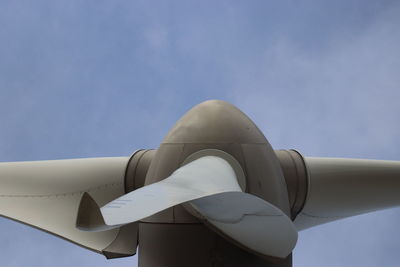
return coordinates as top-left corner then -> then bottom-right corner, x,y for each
1,100 -> 399,267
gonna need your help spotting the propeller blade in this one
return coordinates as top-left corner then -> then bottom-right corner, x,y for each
188,192 -> 298,259
76,155 -> 242,230
294,157 -> 400,230
76,154 -> 298,259
0,157 -> 138,257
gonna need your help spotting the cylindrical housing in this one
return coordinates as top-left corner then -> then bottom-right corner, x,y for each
294,157 -> 400,230
274,150 -> 308,219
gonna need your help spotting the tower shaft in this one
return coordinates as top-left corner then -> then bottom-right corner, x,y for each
138,223 -> 292,267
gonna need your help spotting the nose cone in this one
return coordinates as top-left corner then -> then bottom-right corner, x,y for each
144,100 -> 290,223
162,100 -> 267,144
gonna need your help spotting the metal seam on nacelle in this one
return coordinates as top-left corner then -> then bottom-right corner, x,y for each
124,149 -> 156,193
275,150 -> 309,220
288,150 -> 309,219
123,150 -> 144,193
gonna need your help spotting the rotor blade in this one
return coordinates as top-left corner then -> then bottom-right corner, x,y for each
188,192 -> 298,259
294,157 -> 400,230
0,157 -> 138,257
76,155 -> 242,230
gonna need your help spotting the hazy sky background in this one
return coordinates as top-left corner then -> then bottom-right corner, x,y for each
0,0 -> 399,266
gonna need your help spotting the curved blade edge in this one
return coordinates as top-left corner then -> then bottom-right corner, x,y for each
188,192 -> 298,259
77,156 -> 242,231
76,192 -> 119,232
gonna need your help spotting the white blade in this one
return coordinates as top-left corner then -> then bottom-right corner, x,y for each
0,157 -> 131,255
76,155 -> 298,258
188,192 -> 298,259
77,156 -> 242,229
295,157 -> 400,230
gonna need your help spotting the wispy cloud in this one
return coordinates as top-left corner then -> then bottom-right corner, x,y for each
230,2 -> 400,160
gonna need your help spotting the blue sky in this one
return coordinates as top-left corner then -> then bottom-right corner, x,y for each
0,0 -> 399,266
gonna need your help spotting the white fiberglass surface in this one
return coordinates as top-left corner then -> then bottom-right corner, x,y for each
190,192 -> 298,258
101,156 -> 242,226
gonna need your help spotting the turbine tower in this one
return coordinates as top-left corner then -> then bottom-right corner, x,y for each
1,100 -> 399,267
